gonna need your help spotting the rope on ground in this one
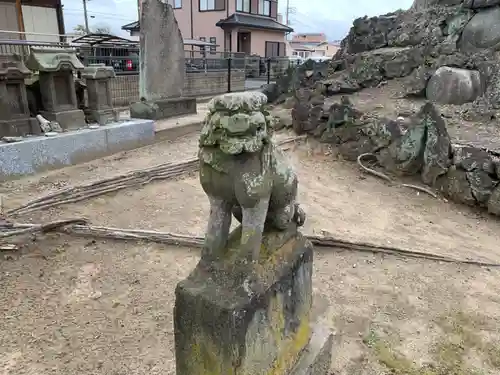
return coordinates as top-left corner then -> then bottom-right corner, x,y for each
1,219 -> 499,268
357,153 -> 438,198
7,136 -> 305,218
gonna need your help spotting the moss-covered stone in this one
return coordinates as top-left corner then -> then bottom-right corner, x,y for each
174,232 -> 314,375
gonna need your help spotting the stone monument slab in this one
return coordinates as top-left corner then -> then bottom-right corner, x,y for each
0,54 -> 39,137
25,48 -> 86,130
174,92 -> 333,375
130,0 -> 196,120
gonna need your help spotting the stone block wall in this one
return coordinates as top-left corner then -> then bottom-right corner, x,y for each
108,70 -> 246,108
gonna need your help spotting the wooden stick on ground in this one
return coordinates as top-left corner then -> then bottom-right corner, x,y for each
3,220 -> 500,268
8,137 -> 305,217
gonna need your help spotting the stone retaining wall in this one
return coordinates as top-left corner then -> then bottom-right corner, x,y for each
273,96 -> 500,217
109,70 -> 246,107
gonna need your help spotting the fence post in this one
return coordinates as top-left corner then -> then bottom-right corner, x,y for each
266,58 -> 271,84
227,56 -> 232,93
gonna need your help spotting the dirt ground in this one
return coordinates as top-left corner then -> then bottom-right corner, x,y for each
1,120 -> 500,372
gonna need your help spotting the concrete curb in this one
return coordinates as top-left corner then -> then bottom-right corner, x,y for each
154,120 -> 203,142
0,119 -> 155,180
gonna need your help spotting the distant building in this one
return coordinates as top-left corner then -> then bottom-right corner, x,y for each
287,33 -> 339,58
122,0 -> 293,57
0,0 -> 65,42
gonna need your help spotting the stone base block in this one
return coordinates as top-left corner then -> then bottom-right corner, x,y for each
85,108 -> 116,125
130,97 -> 197,120
0,117 -> 40,137
290,324 -> 333,375
174,229 -> 314,375
41,109 -> 86,130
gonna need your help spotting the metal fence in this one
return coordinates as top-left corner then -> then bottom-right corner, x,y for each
0,39 -> 302,107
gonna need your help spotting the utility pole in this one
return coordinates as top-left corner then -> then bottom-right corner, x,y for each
83,0 -> 90,34
15,0 -> 25,39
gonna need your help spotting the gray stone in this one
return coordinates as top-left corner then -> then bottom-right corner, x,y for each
81,63 -> 116,125
289,325 -> 333,375
403,66 -> 436,97
198,92 -> 305,262
174,230 -> 315,375
25,48 -> 86,130
130,97 -> 196,120
421,102 -> 452,185
466,169 -> 496,204
0,119 -> 154,180
460,7 -> 500,52
487,184 -> 500,215
452,145 -> 495,173
426,66 -> 481,105
0,55 -> 40,137
139,0 -> 185,101
436,165 -> 476,206
411,0 -> 462,11
463,0 -> 500,9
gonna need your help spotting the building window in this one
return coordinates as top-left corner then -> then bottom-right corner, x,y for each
209,37 -> 216,54
265,41 -> 286,57
172,0 -> 182,8
236,0 -> 250,12
200,0 -> 215,10
258,0 -> 270,16
200,37 -> 206,57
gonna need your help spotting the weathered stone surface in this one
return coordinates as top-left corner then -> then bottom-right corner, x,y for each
174,231 -> 315,375
403,66 -> 435,97
130,97 -> 196,120
463,0 -> 500,7
466,169 -> 496,204
199,92 -> 306,262
139,0 -> 185,101
291,88 -> 326,135
436,165 -> 477,205
488,185 -> 500,215
452,145 -> 495,173
289,324 -> 333,375
421,102 -> 452,185
426,66 -> 482,104
460,7 -> 500,52
411,0 -> 463,11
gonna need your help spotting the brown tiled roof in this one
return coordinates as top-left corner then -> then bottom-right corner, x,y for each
216,13 -> 293,32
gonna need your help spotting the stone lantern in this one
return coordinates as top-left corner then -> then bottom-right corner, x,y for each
25,47 -> 86,130
81,63 -> 116,125
0,54 -> 38,137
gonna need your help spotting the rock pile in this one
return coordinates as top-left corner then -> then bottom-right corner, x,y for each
273,97 -> 500,216
324,0 -> 500,118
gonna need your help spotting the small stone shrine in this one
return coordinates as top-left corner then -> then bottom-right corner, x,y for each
174,92 -> 333,375
81,63 -> 116,125
129,0 -> 196,120
25,47 -> 86,130
0,54 -> 39,137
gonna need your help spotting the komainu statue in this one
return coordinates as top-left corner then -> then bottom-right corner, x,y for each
198,92 -> 306,262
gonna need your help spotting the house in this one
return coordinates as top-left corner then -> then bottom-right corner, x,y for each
0,0 -> 65,42
121,0 -> 292,57
287,33 -> 339,58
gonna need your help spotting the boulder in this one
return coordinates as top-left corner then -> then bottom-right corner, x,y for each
436,166 -> 477,206
460,7 -> 500,51
488,185 -> 500,215
426,66 -> 481,104
463,0 -> 500,9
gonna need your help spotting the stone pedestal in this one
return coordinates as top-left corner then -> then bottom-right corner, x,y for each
26,48 -> 86,130
81,63 -> 116,125
0,55 -> 39,137
174,228 -> 333,375
130,97 -> 197,120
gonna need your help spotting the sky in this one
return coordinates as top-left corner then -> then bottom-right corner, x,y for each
62,0 -> 414,40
